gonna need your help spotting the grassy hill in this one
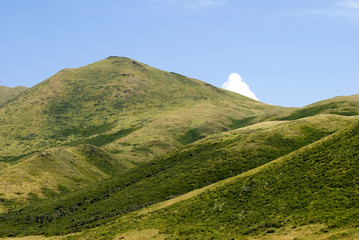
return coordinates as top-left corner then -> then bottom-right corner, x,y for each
0,57 -> 358,240
277,94 -> 359,120
0,85 -> 27,106
0,144 -> 132,213
60,119 -> 359,240
0,57 -> 289,164
0,57 -> 291,212
0,114 -> 356,237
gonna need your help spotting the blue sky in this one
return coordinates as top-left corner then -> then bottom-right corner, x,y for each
1,0 -> 358,107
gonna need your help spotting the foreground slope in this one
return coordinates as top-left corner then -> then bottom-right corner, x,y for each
69,119 -> 359,240
0,57 -> 289,163
0,114 -> 356,237
0,85 -> 27,106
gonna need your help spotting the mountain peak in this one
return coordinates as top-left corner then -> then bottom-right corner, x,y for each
105,56 -> 142,64
0,57 -> 287,163
106,56 -> 130,60
72,56 -> 149,73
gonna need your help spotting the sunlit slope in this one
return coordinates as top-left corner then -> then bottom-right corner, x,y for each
72,120 -> 359,240
0,114 -> 355,237
278,94 -> 359,120
0,85 -> 27,106
0,144 -> 132,213
0,57 -> 289,163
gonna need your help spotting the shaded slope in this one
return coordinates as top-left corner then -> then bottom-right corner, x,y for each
0,57 -> 290,163
0,85 -> 27,106
0,114 -> 355,237
277,94 -> 359,120
0,144 -> 132,213
74,120 -> 359,240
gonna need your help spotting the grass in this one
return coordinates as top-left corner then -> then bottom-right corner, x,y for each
4,227 -> 359,240
176,128 -> 206,145
277,95 -> 359,120
0,85 -> 27,107
227,116 -> 257,129
138,122 -> 359,239
0,144 -> 133,213
0,57 -> 289,163
59,120 -> 359,240
0,57 -> 290,211
0,57 -> 358,240
66,127 -> 141,147
0,114 -> 355,237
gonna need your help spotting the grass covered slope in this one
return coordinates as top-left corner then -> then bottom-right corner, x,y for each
73,120 -> 359,240
1,57 -> 358,240
0,57 -> 289,218
0,85 -> 27,106
0,114 -> 355,237
0,144 -> 132,213
0,57 -> 289,163
278,94 -> 359,120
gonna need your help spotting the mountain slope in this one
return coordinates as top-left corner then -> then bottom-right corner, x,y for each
0,144 -> 132,213
277,94 -> 359,120
1,57 -> 357,240
0,85 -> 27,106
0,57 -> 291,214
69,119 -> 359,240
0,114 -> 355,237
0,57 -> 290,163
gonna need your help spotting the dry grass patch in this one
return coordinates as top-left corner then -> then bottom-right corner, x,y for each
250,225 -> 359,240
115,229 -> 166,240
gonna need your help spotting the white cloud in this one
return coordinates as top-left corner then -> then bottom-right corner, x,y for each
222,73 -> 259,101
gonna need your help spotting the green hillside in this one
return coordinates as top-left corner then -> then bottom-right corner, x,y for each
0,57 -> 358,240
0,57 -> 289,164
0,57 -> 291,213
0,114 -> 356,237
277,94 -> 359,120
0,144 -> 132,213
0,85 -> 27,106
65,119 -> 359,240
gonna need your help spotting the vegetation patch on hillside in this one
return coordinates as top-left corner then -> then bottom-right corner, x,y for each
67,127 -> 141,147
279,101 -> 359,120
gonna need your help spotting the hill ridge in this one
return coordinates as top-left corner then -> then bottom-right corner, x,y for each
0,57 -> 290,213
0,57 -> 289,162
0,85 -> 28,107
82,121 -> 359,240
11,119 -> 357,240
136,119 -> 359,216
0,114 -> 356,236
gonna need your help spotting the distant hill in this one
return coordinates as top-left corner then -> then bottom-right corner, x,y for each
0,85 -> 27,106
277,94 -> 359,120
